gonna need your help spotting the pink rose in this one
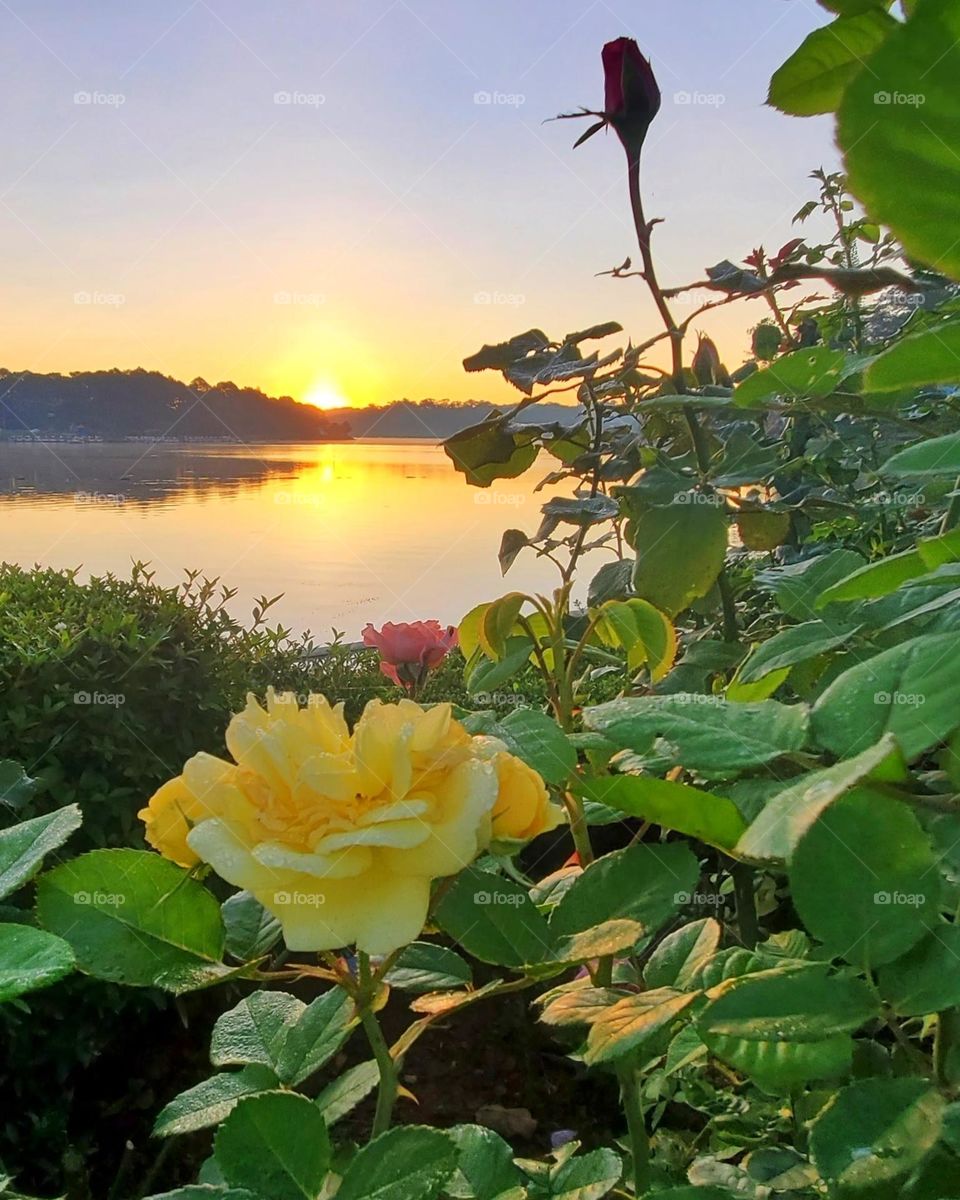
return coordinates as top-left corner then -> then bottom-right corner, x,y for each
362,620 -> 458,694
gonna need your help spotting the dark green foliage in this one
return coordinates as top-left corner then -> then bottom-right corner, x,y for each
0,563 -> 312,848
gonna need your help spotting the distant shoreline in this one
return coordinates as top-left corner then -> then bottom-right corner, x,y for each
0,434 -> 457,447
0,434 -> 354,445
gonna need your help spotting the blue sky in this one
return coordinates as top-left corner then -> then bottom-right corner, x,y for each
0,0 -> 838,405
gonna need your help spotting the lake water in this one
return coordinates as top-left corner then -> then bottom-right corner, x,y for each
0,440 -> 590,639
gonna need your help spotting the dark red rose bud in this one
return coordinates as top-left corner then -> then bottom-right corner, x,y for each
602,37 -> 661,160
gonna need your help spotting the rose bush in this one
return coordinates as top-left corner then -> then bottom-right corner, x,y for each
140,688 -> 561,954
15,8 -> 960,1198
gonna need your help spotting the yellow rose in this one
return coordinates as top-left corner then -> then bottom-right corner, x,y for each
139,691 -> 498,955
473,736 -> 566,842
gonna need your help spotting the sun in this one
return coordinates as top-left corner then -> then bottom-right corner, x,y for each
302,381 -> 348,410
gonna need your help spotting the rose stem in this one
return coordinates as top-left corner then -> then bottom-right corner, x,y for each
625,147 -> 739,641
357,950 -> 399,1138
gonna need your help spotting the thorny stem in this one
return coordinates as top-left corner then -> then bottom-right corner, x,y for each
627,155 -> 683,384
625,149 -> 739,641
563,790 -> 596,868
561,382 -> 605,588
764,289 -> 798,351
517,613 -> 559,713
825,182 -> 865,352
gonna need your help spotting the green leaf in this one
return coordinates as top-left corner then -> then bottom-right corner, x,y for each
314,1060 -> 379,1128
867,319 -> 960,392
444,419 -> 538,488
737,621 -> 857,684
839,0 -> 960,281
583,988 -> 698,1064
725,663 -> 791,703
592,598 -> 676,682
480,593 -> 527,660
544,422 -> 592,466
810,1078 -> 945,1193
918,526 -> 960,570
36,849 -> 226,993
663,1026 -> 709,1078
214,1092 -> 331,1200
549,843 -> 699,939
538,981 -> 621,1030
736,510 -> 792,552
498,529 -> 528,576
466,637 -> 534,695
768,12 -> 896,116
447,1124 -> 525,1200
878,925 -> 960,1015
221,891 -> 281,962
211,992 -> 304,1074
541,496 -> 619,527
549,1147 -> 622,1198
577,775 -> 745,851
435,868 -> 556,967
735,734 -> 906,863
630,501 -> 728,616
644,919 -> 722,990
587,559 -> 634,607
336,1126 -> 459,1200
498,708 -> 577,786
583,694 -> 809,776
708,430 -> 780,487
811,631 -> 960,760
0,804 -> 82,901
882,432 -> 960,478
0,924 -> 75,1002
791,789 -> 939,967
733,348 -> 865,408
463,329 -> 550,374
551,919 -> 647,968
153,1065 -> 278,1138
758,549 -> 867,619
275,987 -> 356,1086
697,964 -> 878,1090
0,759 -> 38,812
384,941 -> 473,993
815,548 -> 929,606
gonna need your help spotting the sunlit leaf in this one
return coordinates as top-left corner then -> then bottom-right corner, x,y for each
768,11 -> 896,116
630,502 -> 728,616
697,964 -> 877,1090
866,318 -> 960,391
810,1078 -> 945,1193
839,0 -> 960,281
36,849 -> 227,993
578,775 -> 745,851
733,348 -> 867,408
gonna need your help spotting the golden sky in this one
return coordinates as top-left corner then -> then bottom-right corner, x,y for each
0,1 -> 836,410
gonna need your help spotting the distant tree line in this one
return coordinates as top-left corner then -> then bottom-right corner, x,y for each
0,368 -> 350,440
339,398 -> 579,438
0,368 -> 582,441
